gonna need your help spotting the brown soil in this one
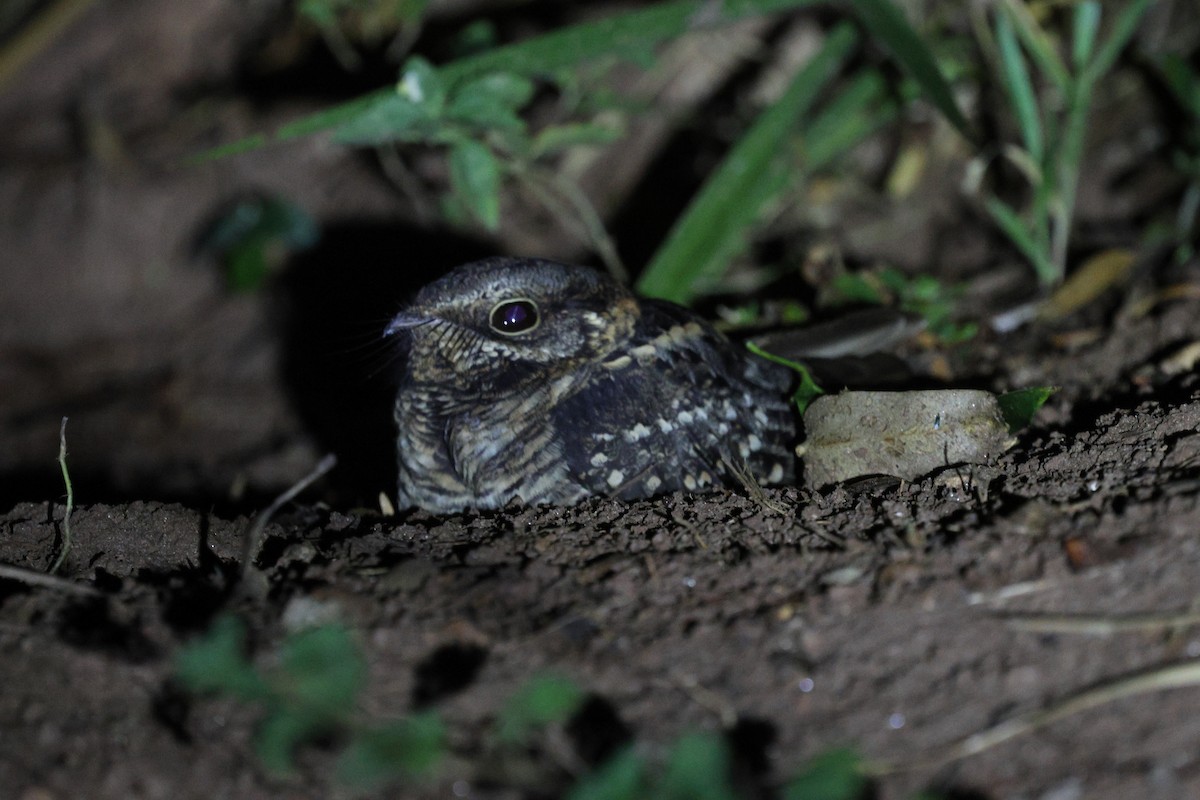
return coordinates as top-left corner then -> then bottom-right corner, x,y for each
2,2 -> 1200,799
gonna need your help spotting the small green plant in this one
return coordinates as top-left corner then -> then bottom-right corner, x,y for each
495,673 -> 587,745
203,0 -> 978,303
979,0 -> 1150,285
175,615 -> 444,790
567,733 -> 739,800
829,266 -> 977,343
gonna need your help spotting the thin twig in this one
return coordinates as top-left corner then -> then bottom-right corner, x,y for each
239,454 -> 337,584
872,660 -> 1200,775
998,609 -> 1200,636
0,563 -> 102,597
49,416 -> 73,574
0,0 -> 95,90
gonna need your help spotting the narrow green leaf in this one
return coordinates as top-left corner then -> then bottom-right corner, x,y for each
849,0 -> 975,142
746,342 -> 825,414
636,23 -> 858,303
495,674 -> 586,744
782,748 -> 867,800
802,69 -> 896,170
984,196 -> 1058,284
997,386 -> 1056,433
448,139 -> 502,230
997,0 -> 1070,94
1071,2 -> 1101,71
438,0 -> 822,87
1159,54 -> 1200,118
995,12 -> 1043,165
1080,0 -> 1149,87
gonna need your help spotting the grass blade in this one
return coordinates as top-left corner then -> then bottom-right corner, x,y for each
1071,2 -> 1101,71
985,196 -> 1057,283
850,0 -> 975,143
636,24 -> 859,302
998,0 -> 1069,93
1080,0 -> 1149,86
995,11 -> 1043,165
802,70 -> 896,170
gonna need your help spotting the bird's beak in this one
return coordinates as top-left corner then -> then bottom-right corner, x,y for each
384,311 -> 435,336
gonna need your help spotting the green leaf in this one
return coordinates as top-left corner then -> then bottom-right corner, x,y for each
446,72 -> 536,132
658,733 -> 737,800
337,713 -> 446,789
279,624 -> 367,718
849,0 -> 975,143
746,342 -> 825,414
531,121 -> 625,157
983,197 -> 1058,284
1071,1 -> 1101,71
997,0 -> 1070,94
201,0 -> 824,158
636,23 -> 858,303
565,747 -> 645,800
782,748 -> 867,800
332,94 -> 439,145
175,615 -> 269,701
801,69 -> 896,170
996,386 -> 1056,434
830,272 -> 886,304
448,139 -> 502,230
495,674 -> 586,744
994,11 -> 1043,165
256,707 -> 324,775
1079,0 -> 1149,87
1159,54 -> 1200,118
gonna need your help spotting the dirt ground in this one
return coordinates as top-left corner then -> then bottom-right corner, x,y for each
2,2 -> 1200,799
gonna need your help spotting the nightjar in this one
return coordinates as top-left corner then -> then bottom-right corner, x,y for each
389,257 -> 797,512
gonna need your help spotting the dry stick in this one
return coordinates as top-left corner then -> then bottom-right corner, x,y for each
873,660 -> 1200,775
998,609 -> 1200,636
49,416 -> 72,574
0,563 -> 101,597
0,0 -> 95,89
238,454 -> 338,587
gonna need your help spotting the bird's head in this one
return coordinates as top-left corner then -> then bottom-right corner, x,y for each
388,258 -> 639,392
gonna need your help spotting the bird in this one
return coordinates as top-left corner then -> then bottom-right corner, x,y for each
387,256 -> 798,512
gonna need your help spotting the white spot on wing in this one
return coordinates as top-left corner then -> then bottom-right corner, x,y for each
626,423 -> 651,442
607,469 -> 625,488
591,452 -> 608,467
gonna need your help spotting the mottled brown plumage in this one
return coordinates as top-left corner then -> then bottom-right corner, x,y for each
389,257 -> 796,512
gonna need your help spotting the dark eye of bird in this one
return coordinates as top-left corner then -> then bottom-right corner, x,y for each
489,299 -> 540,335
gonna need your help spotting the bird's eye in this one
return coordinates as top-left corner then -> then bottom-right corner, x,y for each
489,299 -> 540,335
